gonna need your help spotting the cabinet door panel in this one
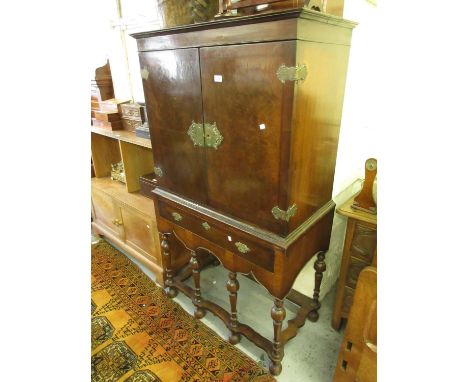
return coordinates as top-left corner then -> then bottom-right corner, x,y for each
200,41 -> 296,234
91,188 -> 122,237
139,49 -> 207,204
120,205 -> 160,262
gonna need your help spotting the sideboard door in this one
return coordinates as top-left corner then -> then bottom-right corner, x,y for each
199,41 -> 296,234
139,49 -> 208,204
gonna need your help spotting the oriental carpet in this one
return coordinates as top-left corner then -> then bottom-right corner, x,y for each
91,240 -> 275,382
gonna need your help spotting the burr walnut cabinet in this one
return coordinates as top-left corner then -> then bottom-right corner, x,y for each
132,8 -> 356,375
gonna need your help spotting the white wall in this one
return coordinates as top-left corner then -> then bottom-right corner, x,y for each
91,0 -> 378,301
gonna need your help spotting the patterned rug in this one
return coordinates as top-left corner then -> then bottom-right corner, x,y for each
91,240 -> 275,382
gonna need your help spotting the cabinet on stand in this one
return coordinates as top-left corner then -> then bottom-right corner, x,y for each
132,8 -> 356,375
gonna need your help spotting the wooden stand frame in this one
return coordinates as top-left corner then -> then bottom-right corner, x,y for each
160,232 -> 327,376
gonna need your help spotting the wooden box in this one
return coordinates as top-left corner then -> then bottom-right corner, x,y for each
100,99 -> 131,113
95,111 -> 121,123
120,103 -> 145,122
122,119 -> 142,132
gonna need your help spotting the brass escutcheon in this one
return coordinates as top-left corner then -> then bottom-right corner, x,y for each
235,242 -> 250,254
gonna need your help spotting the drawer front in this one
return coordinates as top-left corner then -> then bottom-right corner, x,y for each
349,222 -> 377,263
345,257 -> 369,289
341,286 -> 355,316
158,200 -> 275,272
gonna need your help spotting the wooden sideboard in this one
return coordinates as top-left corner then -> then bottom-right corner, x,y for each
332,196 -> 377,330
132,8 -> 356,376
91,128 -> 190,285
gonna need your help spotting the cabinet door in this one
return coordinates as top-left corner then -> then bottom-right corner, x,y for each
119,205 -> 161,263
200,41 -> 296,234
91,188 -> 123,238
139,48 -> 207,204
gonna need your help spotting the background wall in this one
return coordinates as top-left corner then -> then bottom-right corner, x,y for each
90,0 -> 378,300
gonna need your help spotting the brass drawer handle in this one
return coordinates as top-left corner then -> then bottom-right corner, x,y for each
171,212 -> 183,222
235,242 -> 250,254
112,219 -> 122,226
202,222 -> 210,230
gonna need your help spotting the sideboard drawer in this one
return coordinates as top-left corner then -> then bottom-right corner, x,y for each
158,200 -> 275,272
345,256 -> 369,289
349,222 -> 377,263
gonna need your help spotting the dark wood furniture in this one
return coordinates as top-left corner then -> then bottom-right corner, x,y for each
91,60 -> 114,119
132,9 -> 356,375
332,196 -> 377,330
333,266 -> 377,382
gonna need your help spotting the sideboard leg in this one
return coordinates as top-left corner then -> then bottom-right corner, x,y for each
190,250 -> 206,319
309,251 -> 326,322
161,233 -> 177,298
269,298 -> 286,376
226,272 -> 241,344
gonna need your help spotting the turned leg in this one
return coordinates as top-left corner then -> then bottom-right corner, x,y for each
226,272 -> 241,344
269,298 -> 286,376
160,233 -> 177,298
309,251 -> 326,322
190,250 -> 206,319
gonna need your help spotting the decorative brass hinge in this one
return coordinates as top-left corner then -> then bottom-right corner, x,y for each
187,121 -> 224,149
271,204 -> 297,222
276,64 -> 308,83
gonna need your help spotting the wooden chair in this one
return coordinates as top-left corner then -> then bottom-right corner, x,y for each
333,266 -> 377,382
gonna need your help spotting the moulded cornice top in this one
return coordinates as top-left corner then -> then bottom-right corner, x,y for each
130,8 -> 357,40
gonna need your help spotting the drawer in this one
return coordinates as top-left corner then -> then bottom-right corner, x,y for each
349,222 -> 377,263
158,200 -> 275,272
345,257 -> 369,289
341,286 -> 355,316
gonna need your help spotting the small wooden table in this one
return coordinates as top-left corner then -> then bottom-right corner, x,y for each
332,197 -> 377,330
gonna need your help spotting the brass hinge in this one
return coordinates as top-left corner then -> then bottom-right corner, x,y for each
271,204 -> 297,222
276,64 -> 308,83
187,121 -> 223,149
